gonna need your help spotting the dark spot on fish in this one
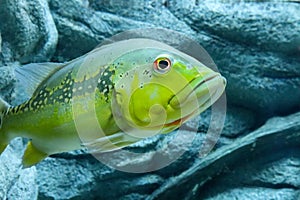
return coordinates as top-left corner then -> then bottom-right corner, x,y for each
97,65 -> 114,100
143,70 -> 150,75
10,106 -> 16,114
10,104 -> 22,114
14,71 -> 75,112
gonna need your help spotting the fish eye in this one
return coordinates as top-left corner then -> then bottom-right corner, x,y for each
153,56 -> 172,74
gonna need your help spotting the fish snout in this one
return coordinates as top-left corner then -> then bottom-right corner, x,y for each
169,73 -> 226,110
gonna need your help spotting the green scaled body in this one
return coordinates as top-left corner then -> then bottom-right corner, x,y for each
0,39 -> 226,167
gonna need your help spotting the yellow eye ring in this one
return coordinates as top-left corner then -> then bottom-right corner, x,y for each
153,57 -> 172,74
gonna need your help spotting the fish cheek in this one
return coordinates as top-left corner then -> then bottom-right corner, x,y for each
128,84 -> 173,127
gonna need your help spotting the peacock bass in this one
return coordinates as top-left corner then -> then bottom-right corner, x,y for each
0,39 -> 226,167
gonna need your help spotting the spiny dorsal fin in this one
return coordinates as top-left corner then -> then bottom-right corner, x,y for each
0,97 -> 10,129
14,62 -> 65,99
0,98 -> 10,153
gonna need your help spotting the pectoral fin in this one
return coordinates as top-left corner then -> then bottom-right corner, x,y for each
83,132 -> 141,153
22,141 -> 48,168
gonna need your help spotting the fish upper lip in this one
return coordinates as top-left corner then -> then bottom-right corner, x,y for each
191,73 -> 219,92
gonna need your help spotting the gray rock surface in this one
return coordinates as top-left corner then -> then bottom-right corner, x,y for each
183,105 -> 256,138
0,0 -> 58,64
149,111 -> 300,199
0,0 -> 299,200
166,2 -> 300,116
49,0 -> 154,62
0,138 -> 38,200
0,66 -> 15,102
168,2 -> 300,55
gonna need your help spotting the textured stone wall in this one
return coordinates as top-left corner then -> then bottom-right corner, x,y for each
0,1 -> 299,199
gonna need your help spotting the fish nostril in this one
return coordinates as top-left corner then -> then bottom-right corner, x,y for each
186,63 -> 193,70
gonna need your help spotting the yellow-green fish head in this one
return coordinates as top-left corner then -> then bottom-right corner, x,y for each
112,47 -> 226,136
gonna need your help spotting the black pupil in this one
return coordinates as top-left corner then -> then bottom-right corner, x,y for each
158,60 -> 169,70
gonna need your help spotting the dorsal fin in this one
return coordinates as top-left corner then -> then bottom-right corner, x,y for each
0,97 -> 10,129
14,62 -> 65,99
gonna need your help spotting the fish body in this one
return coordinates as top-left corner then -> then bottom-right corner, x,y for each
0,39 -> 226,167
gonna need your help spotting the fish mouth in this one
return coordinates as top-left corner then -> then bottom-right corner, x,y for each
169,73 -> 226,108
164,73 -> 226,128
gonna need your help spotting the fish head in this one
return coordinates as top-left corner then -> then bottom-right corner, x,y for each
111,44 -> 226,137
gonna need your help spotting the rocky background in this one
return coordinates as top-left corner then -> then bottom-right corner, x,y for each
0,0 -> 300,199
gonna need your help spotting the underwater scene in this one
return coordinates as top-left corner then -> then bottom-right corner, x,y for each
0,0 -> 299,199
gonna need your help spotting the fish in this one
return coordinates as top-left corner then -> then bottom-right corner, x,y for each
0,38 -> 226,167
